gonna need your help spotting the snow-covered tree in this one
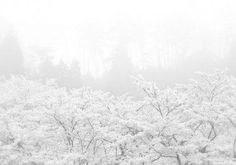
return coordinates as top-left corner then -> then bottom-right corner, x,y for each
0,70 -> 236,165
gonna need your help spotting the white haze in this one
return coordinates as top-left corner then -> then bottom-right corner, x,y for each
0,0 -> 236,78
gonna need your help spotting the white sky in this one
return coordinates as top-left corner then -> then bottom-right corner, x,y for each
0,0 -> 235,77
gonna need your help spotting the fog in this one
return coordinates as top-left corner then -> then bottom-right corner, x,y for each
2,1 -> 236,164
0,0 -> 236,95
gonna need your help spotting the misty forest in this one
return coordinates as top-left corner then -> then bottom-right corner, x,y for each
0,0 -> 236,165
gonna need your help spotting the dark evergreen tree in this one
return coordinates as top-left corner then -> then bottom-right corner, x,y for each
37,52 -> 56,80
103,45 -> 135,95
38,55 -> 82,88
226,37 -> 236,75
68,60 -> 83,88
0,30 -> 24,75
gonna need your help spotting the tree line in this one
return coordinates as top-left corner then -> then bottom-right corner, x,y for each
0,28 -> 236,95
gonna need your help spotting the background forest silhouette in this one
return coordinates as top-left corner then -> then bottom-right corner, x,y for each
0,26 -> 236,96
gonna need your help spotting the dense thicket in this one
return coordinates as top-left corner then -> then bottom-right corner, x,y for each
0,70 -> 236,165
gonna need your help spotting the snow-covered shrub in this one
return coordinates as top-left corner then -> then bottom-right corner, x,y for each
0,71 -> 236,165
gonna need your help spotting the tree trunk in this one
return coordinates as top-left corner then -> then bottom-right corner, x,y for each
233,137 -> 236,158
176,154 -> 182,165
